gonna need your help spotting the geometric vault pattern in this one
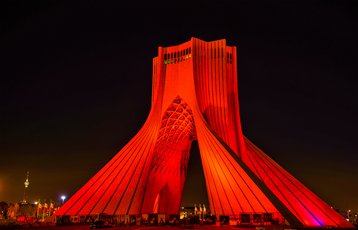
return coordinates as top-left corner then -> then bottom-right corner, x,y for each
150,96 -> 196,175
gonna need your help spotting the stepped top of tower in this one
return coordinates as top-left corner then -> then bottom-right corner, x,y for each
159,37 -> 233,49
156,37 -> 236,66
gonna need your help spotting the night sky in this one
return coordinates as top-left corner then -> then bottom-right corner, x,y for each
1,1 -> 357,212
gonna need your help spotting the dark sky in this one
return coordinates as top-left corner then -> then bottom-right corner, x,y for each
0,1 -> 357,212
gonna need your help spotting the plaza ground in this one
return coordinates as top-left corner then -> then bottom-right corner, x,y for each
0,223 -> 290,230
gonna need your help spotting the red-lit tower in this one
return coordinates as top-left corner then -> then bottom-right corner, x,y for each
55,38 -> 353,228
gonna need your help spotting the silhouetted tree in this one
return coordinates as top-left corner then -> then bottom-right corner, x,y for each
0,201 -> 9,219
7,203 -> 19,220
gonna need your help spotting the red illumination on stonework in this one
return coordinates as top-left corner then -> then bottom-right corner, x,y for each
142,96 -> 196,215
55,38 -> 353,228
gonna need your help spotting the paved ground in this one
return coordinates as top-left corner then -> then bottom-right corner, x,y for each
0,223 -> 274,230
54,226 -> 257,230
38,226 -> 262,230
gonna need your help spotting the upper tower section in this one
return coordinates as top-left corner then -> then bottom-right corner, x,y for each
151,37 -> 245,157
163,40 -> 192,65
160,37 -> 235,66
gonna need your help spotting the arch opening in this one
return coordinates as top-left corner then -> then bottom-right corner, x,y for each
181,141 -> 209,210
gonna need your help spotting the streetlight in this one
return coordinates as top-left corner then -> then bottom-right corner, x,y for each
61,195 -> 66,205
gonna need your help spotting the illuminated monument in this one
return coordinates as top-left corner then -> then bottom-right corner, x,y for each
55,38 -> 352,228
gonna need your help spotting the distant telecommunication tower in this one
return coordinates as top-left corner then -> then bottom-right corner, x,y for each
22,171 -> 30,204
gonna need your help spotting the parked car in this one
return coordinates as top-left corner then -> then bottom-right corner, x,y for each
90,220 -> 113,229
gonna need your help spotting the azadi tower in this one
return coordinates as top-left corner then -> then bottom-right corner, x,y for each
55,38 -> 353,228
